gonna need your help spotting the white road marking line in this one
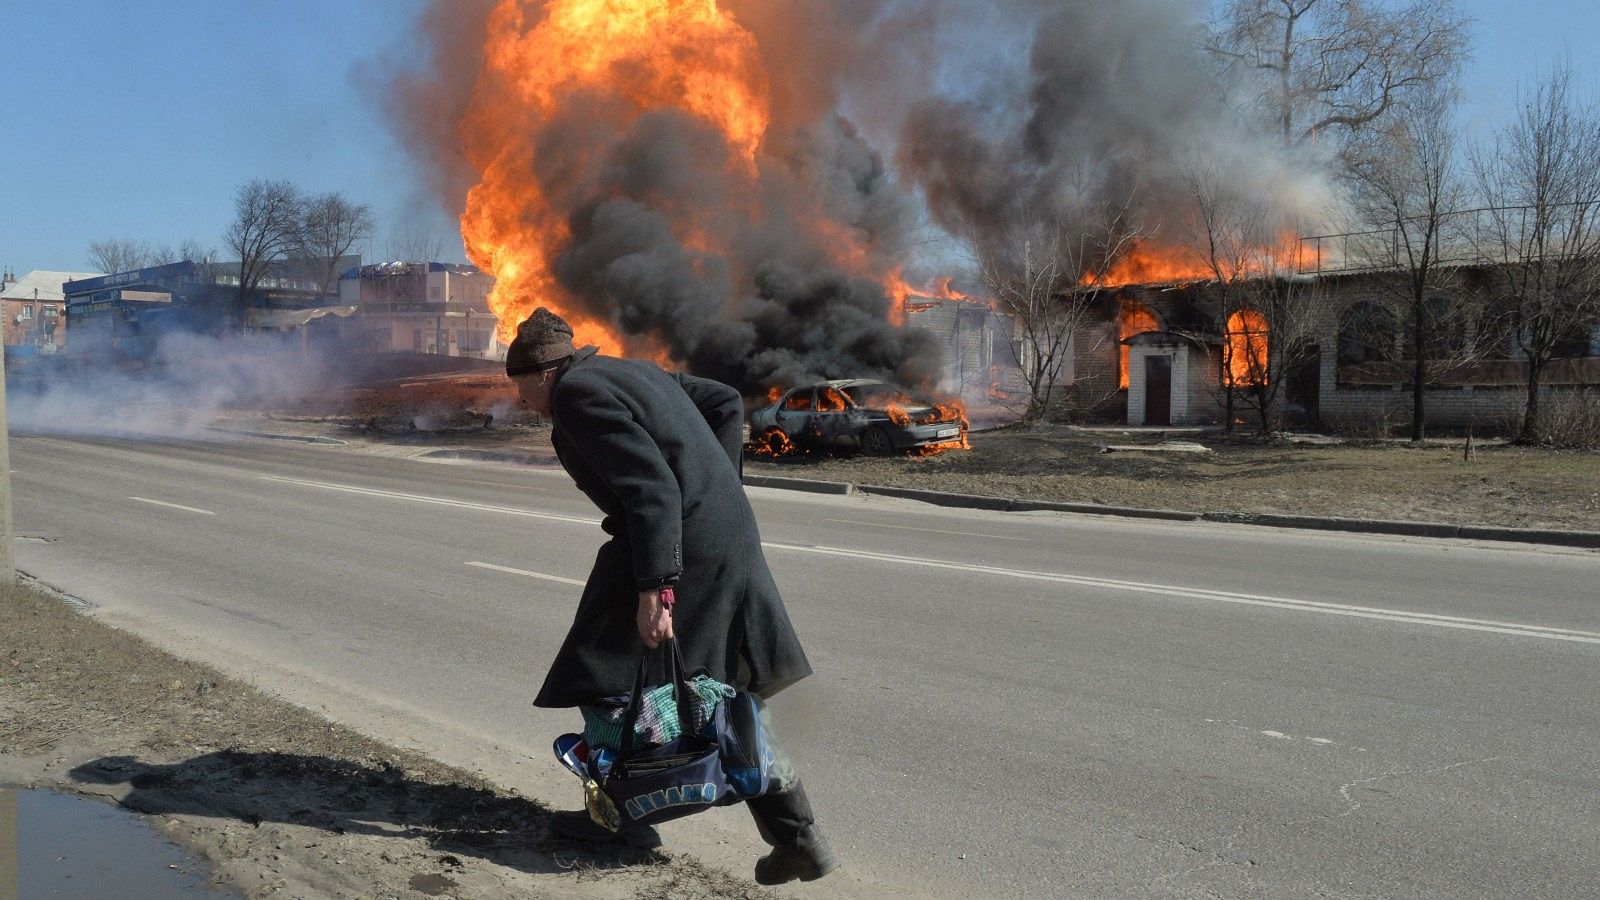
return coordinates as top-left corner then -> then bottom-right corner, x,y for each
130,497 -> 217,516
824,518 -> 1031,541
465,561 -> 585,586
259,475 -> 599,525
762,542 -> 1600,645
255,474 -> 1592,644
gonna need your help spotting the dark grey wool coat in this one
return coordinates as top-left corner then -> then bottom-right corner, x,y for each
532,347 -> 812,709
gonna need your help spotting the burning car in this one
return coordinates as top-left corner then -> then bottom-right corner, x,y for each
748,379 -> 968,456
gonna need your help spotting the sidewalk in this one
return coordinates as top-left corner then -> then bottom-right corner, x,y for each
0,580 -> 768,900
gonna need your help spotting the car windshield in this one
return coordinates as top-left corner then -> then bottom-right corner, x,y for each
842,384 -> 918,409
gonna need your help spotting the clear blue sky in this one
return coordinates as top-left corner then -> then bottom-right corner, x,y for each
2,1 -> 1596,273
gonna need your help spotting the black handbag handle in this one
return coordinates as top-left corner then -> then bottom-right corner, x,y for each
617,638 -> 697,755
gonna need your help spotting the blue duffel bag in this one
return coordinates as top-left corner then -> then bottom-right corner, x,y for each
601,640 -> 738,826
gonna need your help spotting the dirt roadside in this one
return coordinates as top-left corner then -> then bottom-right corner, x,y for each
751,425 -> 1600,531
0,580 -> 772,900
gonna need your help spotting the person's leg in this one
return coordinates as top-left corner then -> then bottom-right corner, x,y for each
547,808 -> 662,849
748,779 -> 816,847
548,708 -> 662,848
747,781 -> 838,883
734,654 -> 839,882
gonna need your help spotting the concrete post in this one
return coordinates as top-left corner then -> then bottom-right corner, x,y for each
0,787 -> 16,900
0,325 -> 14,586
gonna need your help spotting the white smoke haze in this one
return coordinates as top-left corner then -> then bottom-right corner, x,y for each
9,333 -> 332,440
383,0 -> 1330,389
886,0 -> 1332,264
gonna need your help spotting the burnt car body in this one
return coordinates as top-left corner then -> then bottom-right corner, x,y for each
748,379 -> 965,455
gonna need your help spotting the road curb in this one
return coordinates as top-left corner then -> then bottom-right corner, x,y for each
741,473 -> 1600,549
1009,498 -> 1201,522
854,483 -> 1014,511
415,448 -> 558,467
208,426 -> 347,446
1454,524 -> 1600,549
742,474 -> 854,495
1199,512 -> 1462,540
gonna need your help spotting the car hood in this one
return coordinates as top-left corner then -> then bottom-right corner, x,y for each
863,403 -> 955,421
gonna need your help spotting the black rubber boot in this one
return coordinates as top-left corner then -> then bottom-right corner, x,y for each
546,809 -> 662,849
754,824 -> 839,885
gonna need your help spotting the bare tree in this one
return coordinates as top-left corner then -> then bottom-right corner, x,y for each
1229,277 -> 1323,433
295,192 -> 375,297
225,179 -> 303,329
1468,64 -> 1600,442
1344,84 -> 1476,441
384,224 -> 446,264
1185,162 -> 1263,430
149,238 -> 216,267
85,237 -> 152,275
1182,162 -> 1321,432
1209,0 -> 1470,152
976,197 -> 1146,424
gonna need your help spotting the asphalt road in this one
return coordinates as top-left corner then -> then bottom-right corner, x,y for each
12,432 -> 1600,898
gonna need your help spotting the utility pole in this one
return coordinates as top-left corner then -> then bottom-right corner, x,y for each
0,283 -> 15,585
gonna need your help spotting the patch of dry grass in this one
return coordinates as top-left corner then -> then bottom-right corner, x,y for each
749,426 -> 1600,529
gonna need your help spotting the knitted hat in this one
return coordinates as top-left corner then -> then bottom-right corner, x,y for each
506,307 -> 576,376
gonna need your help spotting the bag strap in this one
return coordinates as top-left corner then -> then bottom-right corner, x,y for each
617,638 -> 698,754
618,647 -> 651,755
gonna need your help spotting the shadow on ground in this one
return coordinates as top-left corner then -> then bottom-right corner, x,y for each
68,751 -> 662,877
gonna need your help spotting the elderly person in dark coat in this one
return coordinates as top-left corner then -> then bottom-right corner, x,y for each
506,307 -> 837,885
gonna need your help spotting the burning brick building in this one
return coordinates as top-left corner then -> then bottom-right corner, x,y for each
1072,266 -> 1600,430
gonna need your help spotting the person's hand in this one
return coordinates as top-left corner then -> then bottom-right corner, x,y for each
637,588 -> 675,648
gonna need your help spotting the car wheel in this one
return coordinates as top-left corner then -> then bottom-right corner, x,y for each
862,425 -> 895,456
762,428 -> 791,456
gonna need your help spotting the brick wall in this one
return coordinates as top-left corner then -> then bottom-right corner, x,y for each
1100,273 -> 1596,429
1305,275 -> 1562,429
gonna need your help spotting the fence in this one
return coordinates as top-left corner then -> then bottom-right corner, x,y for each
1297,202 -> 1600,275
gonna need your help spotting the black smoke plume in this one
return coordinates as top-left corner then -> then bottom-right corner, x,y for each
381,0 -> 1323,391
383,0 -> 936,394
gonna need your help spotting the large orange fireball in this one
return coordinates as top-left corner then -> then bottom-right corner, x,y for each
458,0 -> 771,352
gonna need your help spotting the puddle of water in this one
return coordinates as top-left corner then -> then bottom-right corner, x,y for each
1,787 -> 239,899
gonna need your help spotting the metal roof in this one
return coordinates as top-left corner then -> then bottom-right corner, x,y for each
1,270 -> 103,303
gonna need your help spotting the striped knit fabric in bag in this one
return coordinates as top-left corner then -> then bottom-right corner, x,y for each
581,675 -> 735,751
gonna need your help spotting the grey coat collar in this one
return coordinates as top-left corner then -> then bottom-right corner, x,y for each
553,345 -> 601,386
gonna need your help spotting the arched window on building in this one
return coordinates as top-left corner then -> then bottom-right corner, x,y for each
1225,308 -> 1269,387
1118,299 -> 1162,389
1416,295 -> 1471,359
1337,301 -> 1399,365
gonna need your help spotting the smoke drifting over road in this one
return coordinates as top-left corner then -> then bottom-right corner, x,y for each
8,334 -> 329,440
383,0 -> 1323,391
